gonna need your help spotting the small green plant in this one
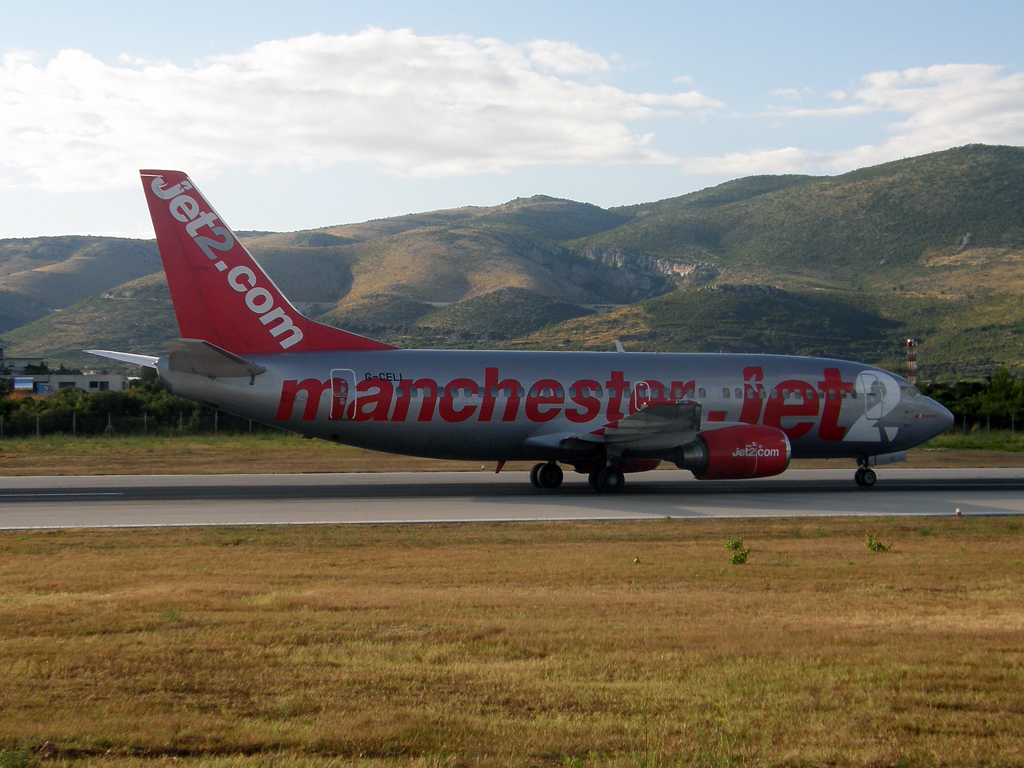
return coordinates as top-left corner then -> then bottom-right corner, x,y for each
0,749 -> 38,768
866,533 -> 891,553
726,538 -> 751,565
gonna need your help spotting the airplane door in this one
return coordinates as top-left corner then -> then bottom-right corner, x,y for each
858,372 -> 884,421
329,369 -> 358,420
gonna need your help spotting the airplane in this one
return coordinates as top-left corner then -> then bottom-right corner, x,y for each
89,170 -> 955,493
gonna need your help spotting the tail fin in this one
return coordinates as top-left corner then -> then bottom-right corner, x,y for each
140,170 -> 394,354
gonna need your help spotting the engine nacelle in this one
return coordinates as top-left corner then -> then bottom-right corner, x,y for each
676,425 -> 791,480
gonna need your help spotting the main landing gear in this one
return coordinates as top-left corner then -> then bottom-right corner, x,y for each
854,466 -> 877,487
588,466 -> 625,494
530,461 -> 564,489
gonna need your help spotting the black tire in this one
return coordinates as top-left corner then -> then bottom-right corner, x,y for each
597,467 -> 625,494
529,463 -> 543,488
861,468 -> 877,487
537,462 -> 564,489
588,470 -> 601,492
854,468 -> 865,486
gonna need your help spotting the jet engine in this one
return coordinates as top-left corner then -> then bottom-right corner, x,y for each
675,425 -> 791,480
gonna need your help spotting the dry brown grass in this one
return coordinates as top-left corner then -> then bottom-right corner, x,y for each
0,434 -> 1018,478
0,518 -> 1023,767
0,435 -> 536,477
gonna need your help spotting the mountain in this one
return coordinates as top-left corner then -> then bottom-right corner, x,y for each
3,144 -> 1024,380
0,237 -> 161,333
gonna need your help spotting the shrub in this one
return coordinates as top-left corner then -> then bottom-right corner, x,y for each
866,533 -> 891,552
726,537 -> 751,564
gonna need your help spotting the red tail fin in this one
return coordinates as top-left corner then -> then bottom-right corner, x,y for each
141,170 -> 394,354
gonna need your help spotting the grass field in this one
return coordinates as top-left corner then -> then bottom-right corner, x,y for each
0,517 -> 1022,767
0,431 -> 1020,477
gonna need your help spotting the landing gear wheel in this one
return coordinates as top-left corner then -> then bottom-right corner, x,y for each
537,462 -> 564,489
588,470 -> 601,492
595,466 -> 625,494
854,468 -> 877,487
530,463 -> 543,488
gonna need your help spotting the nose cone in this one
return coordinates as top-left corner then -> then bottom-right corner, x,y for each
926,399 -> 955,440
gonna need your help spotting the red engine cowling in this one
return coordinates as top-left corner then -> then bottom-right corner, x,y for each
688,425 -> 791,480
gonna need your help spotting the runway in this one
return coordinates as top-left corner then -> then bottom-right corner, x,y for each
1,468 -> 1022,529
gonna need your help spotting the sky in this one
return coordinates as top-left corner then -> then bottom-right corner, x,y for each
2,0 -> 1024,238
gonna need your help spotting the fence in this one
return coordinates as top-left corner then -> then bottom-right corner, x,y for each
0,409 -> 286,439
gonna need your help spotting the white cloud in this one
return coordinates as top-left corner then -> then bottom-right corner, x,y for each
691,63 -> 1024,177
523,39 -> 609,74
0,29 -> 722,192
771,88 -> 802,100
685,147 -> 815,176
828,90 -> 847,101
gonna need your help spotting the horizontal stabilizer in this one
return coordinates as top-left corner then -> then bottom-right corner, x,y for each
85,349 -> 160,368
168,339 -> 266,382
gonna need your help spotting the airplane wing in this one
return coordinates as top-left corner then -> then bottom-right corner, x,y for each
595,401 -> 702,446
524,401 -> 702,452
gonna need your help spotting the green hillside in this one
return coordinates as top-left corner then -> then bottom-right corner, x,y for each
4,145 -> 1024,380
578,145 -> 1024,292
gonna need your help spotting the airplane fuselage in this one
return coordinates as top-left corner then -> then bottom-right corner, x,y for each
161,349 -> 949,464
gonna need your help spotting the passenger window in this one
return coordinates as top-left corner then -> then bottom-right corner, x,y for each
698,387 -> 706,399
723,388 -> 730,399
568,387 -> 576,398
805,389 -> 814,399
851,390 -> 857,399
674,387 -> 683,399
490,387 -> 498,398
735,388 -> 742,399
759,390 -> 766,400
829,390 -> 836,399
396,388 -> 404,398
517,387 -> 525,398
782,389 -> 789,399
465,388 -> 473,398
818,390 -> 826,399
841,390 -> 848,399
409,387 -> 418,397
596,387 -> 604,398
771,390 -> 779,400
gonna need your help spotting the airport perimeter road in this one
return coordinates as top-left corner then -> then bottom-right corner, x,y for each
1,468 -> 1022,529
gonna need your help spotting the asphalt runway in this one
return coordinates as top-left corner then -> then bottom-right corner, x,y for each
1,468 -> 1022,529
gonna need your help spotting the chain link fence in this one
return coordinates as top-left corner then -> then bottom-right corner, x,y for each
0,408 -> 283,439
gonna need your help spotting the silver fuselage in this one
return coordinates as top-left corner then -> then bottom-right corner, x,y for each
159,349 -> 954,464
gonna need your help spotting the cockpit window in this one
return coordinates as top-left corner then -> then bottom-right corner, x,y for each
900,385 -> 922,398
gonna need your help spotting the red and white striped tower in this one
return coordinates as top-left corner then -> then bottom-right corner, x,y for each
906,339 -> 918,384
